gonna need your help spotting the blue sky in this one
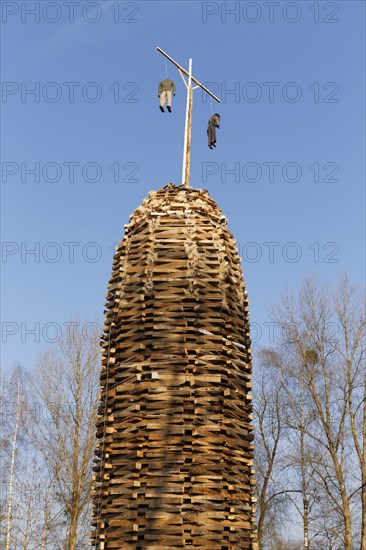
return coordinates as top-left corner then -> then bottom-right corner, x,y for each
1,0 -> 365,370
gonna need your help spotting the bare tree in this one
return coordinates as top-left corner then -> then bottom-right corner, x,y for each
333,276 -> 366,549
253,351 -> 290,549
0,365 -> 30,549
5,375 -> 21,550
30,316 -> 100,550
269,275 -> 365,549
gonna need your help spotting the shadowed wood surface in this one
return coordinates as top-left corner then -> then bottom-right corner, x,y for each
91,183 -> 257,549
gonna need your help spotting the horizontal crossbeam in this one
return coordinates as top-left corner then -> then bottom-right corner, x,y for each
157,47 -> 221,103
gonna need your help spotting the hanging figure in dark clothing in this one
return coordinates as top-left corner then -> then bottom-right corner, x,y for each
158,79 -> 176,113
207,113 -> 220,148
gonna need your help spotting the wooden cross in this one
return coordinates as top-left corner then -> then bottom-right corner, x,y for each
157,47 -> 221,187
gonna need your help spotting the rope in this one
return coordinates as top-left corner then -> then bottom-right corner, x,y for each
165,60 -> 168,79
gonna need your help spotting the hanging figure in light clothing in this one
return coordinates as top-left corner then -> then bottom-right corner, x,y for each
158,79 -> 176,113
207,113 -> 220,149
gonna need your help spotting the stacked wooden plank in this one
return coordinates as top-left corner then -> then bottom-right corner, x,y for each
91,183 -> 257,549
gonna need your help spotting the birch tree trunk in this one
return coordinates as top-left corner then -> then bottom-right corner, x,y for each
5,377 -> 21,550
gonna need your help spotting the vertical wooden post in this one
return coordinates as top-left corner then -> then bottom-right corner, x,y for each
182,59 -> 193,187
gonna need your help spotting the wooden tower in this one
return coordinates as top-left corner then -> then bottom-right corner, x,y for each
91,183 -> 257,549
